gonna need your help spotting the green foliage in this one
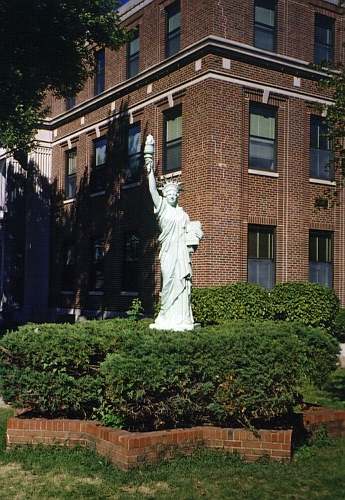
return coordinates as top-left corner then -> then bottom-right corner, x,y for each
100,321 -> 321,431
126,298 -> 144,321
324,369 -> 345,401
192,283 -> 271,326
0,319 -> 147,417
0,319 -> 338,430
0,1 -> 130,158
288,323 -> 339,387
270,282 -> 339,331
334,308 -> 345,341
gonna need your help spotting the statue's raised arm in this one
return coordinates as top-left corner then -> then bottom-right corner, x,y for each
144,135 -> 161,210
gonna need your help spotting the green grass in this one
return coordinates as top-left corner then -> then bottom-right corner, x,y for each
0,410 -> 345,499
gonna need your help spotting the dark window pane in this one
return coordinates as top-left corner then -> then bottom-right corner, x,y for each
249,103 -> 276,171
65,149 -> 77,199
90,239 -> 105,290
248,225 -> 275,288
95,50 -> 105,95
128,56 -> 139,78
166,2 -> 180,57
314,15 -> 334,64
95,138 -> 107,167
309,230 -> 332,287
128,30 -> 139,78
310,116 -> 333,180
249,137 -> 275,171
248,259 -> 275,289
65,96 -> 76,110
61,242 -> 75,290
255,26 -> 275,52
164,106 -> 182,172
125,124 -> 141,183
254,0 -> 276,52
122,233 -> 140,292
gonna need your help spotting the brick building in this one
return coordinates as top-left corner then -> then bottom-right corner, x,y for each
35,0 -> 345,320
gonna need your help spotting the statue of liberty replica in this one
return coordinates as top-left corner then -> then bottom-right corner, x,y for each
144,135 -> 203,331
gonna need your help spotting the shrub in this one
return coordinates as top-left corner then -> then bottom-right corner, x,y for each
192,283 -> 271,325
324,369 -> 345,400
279,322 -> 339,388
334,309 -> 345,342
100,322 -> 309,431
0,319 -> 148,417
0,318 -> 338,430
270,282 -> 339,331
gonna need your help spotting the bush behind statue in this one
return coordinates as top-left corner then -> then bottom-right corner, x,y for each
192,282 -> 340,333
270,282 -> 339,332
192,283 -> 271,325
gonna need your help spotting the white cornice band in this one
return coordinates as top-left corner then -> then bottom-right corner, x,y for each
45,35 -> 331,128
53,70 -> 333,146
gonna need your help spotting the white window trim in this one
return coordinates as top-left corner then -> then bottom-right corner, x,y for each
248,169 -> 279,178
120,291 -> 139,297
309,178 -> 336,186
88,291 -> 104,296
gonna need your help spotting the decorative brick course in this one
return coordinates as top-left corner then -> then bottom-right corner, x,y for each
6,418 -> 292,470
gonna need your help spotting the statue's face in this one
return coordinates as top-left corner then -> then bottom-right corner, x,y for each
165,188 -> 179,206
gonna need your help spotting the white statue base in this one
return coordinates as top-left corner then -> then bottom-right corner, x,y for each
149,321 -> 195,331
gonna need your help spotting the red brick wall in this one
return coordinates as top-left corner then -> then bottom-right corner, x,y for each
47,0 -> 345,314
7,417 -> 292,469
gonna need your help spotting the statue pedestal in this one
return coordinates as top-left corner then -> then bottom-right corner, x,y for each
149,321 -> 195,332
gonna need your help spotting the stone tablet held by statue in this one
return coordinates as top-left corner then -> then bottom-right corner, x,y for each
144,134 -> 203,331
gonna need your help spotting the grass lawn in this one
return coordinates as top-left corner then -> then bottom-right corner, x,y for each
0,409 -> 345,499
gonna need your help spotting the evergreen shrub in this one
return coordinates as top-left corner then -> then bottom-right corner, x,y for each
324,369 -> 345,400
192,283 -> 271,325
334,308 -> 345,341
100,321 -> 335,431
0,319 -> 148,417
270,282 -> 339,331
0,319 -> 339,429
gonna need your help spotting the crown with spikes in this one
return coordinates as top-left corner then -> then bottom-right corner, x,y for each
158,176 -> 182,195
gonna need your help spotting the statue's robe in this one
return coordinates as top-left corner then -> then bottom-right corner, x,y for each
153,196 -> 193,329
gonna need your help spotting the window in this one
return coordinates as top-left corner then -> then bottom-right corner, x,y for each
122,233 -> 140,292
89,238 -> 105,291
164,106 -> 182,173
125,123 -> 141,184
127,28 -> 139,78
90,137 -> 107,193
309,230 -> 332,287
65,95 -> 76,110
254,0 -> 277,52
61,241 -> 75,291
94,49 -> 105,95
249,103 -> 277,171
65,148 -> 77,199
248,225 -> 275,289
314,14 -> 334,64
166,2 -> 181,57
310,116 -> 333,180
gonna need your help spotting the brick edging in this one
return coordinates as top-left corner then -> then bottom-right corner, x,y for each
7,418 -> 292,470
303,407 -> 345,438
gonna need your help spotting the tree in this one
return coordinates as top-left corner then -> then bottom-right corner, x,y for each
0,0 -> 130,166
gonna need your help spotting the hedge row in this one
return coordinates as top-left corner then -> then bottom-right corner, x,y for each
192,282 -> 340,334
0,319 -> 339,431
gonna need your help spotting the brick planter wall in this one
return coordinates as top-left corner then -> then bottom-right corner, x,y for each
303,408 -> 345,438
6,418 -> 292,470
